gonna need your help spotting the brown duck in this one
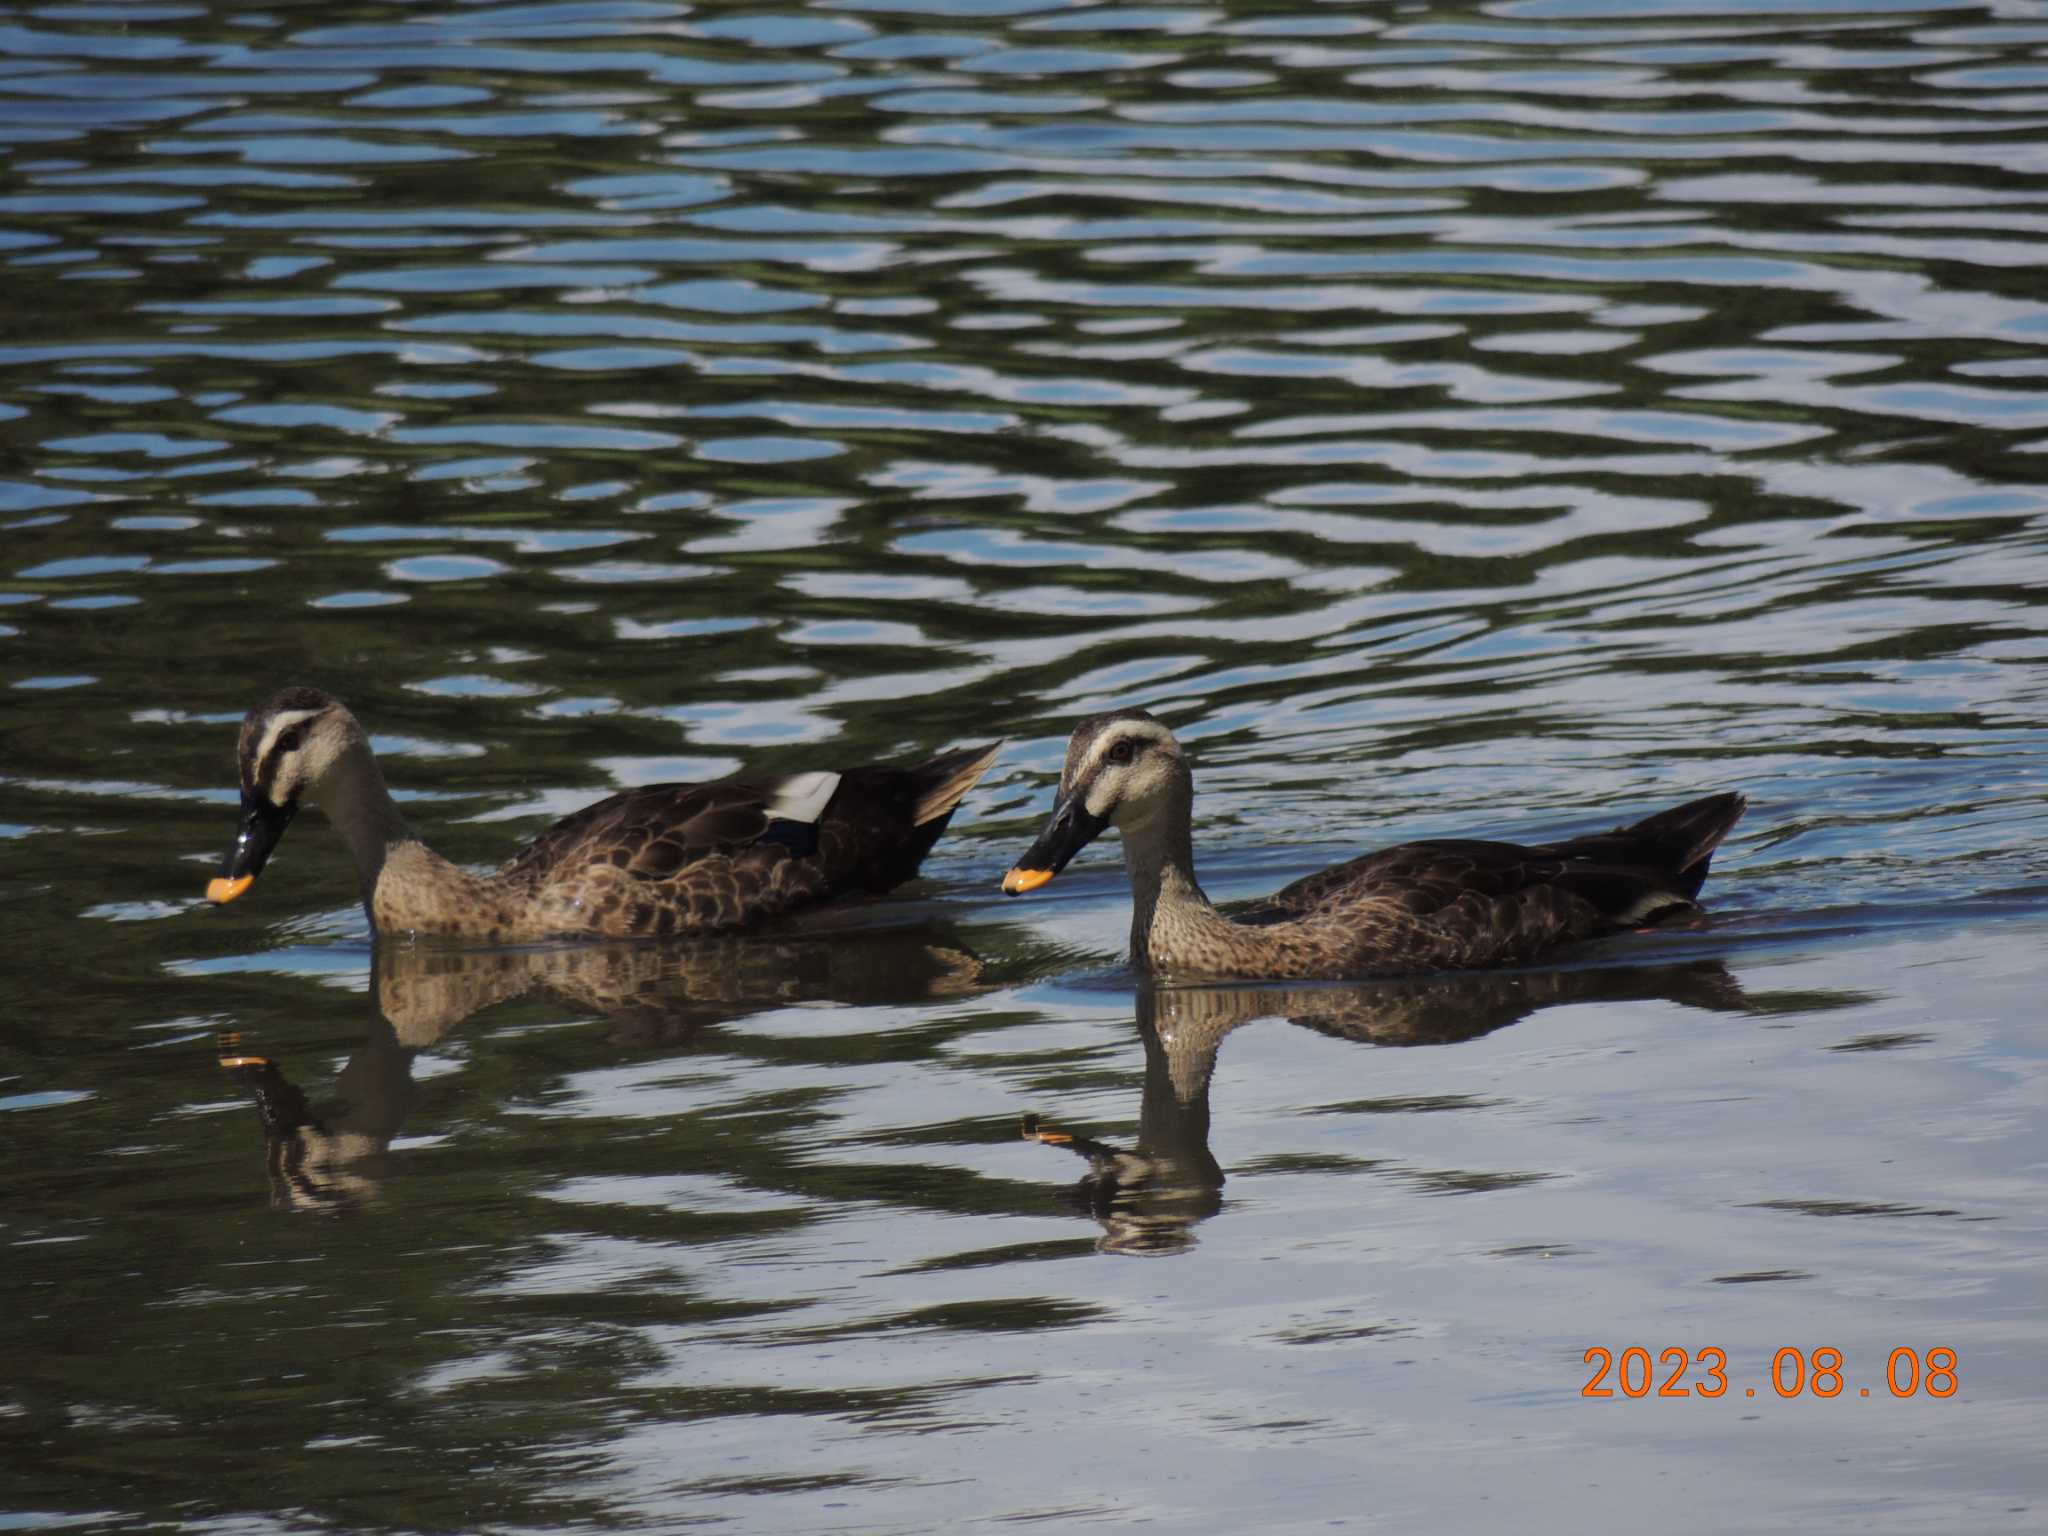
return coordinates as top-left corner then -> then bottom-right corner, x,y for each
207,687 -> 1002,942
1001,709 -> 1745,980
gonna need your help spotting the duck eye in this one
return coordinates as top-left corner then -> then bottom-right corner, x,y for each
1107,740 -> 1135,765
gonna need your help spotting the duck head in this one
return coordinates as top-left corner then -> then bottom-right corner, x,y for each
207,687 -> 355,904
1002,708 -> 1189,894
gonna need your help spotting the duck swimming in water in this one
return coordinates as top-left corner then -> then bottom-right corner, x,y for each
1002,709 -> 1744,981
209,687 -> 1001,942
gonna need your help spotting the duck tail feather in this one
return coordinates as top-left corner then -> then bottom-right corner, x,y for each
1623,790 -> 1748,872
909,740 -> 1004,827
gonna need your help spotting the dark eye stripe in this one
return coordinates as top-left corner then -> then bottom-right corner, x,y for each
254,723 -> 307,799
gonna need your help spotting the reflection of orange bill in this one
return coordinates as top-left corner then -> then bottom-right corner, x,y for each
1001,867 -> 1054,895
207,875 -> 254,904
217,1055 -> 271,1070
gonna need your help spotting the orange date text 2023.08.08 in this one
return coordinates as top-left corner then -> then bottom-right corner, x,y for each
1582,1346 -> 1958,1401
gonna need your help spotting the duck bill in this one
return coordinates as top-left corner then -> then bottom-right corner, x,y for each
207,794 -> 297,904
1001,793 -> 1109,895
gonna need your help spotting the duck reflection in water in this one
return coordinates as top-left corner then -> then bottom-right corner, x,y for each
216,928 -> 987,1211
1022,959 -> 1834,1257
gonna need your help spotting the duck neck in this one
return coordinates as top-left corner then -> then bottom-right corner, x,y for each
1118,770 -> 1232,971
313,737 -> 421,913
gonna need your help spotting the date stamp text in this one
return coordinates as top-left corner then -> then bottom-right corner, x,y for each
1582,1346 -> 1958,1400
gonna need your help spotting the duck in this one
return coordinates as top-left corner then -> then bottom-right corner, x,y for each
207,686 -> 1002,942
1000,708 -> 1745,980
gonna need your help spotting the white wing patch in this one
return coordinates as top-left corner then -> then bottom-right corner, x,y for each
763,770 -> 840,826
1617,891 -> 1694,926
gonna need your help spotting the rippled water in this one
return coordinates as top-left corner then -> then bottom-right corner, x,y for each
5,0 -> 2048,1530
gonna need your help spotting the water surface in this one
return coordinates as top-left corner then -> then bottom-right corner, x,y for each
3,0 -> 2047,1529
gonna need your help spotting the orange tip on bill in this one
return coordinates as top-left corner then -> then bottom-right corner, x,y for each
207,874 -> 254,904
1001,866 -> 1055,895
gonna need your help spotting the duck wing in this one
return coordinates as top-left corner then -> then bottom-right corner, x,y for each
499,779 -> 826,887
1236,792 -> 1747,968
497,741 -> 1003,933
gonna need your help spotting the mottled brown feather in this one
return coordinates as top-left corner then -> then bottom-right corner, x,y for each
1206,796 -> 1746,978
460,748 -> 1004,937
